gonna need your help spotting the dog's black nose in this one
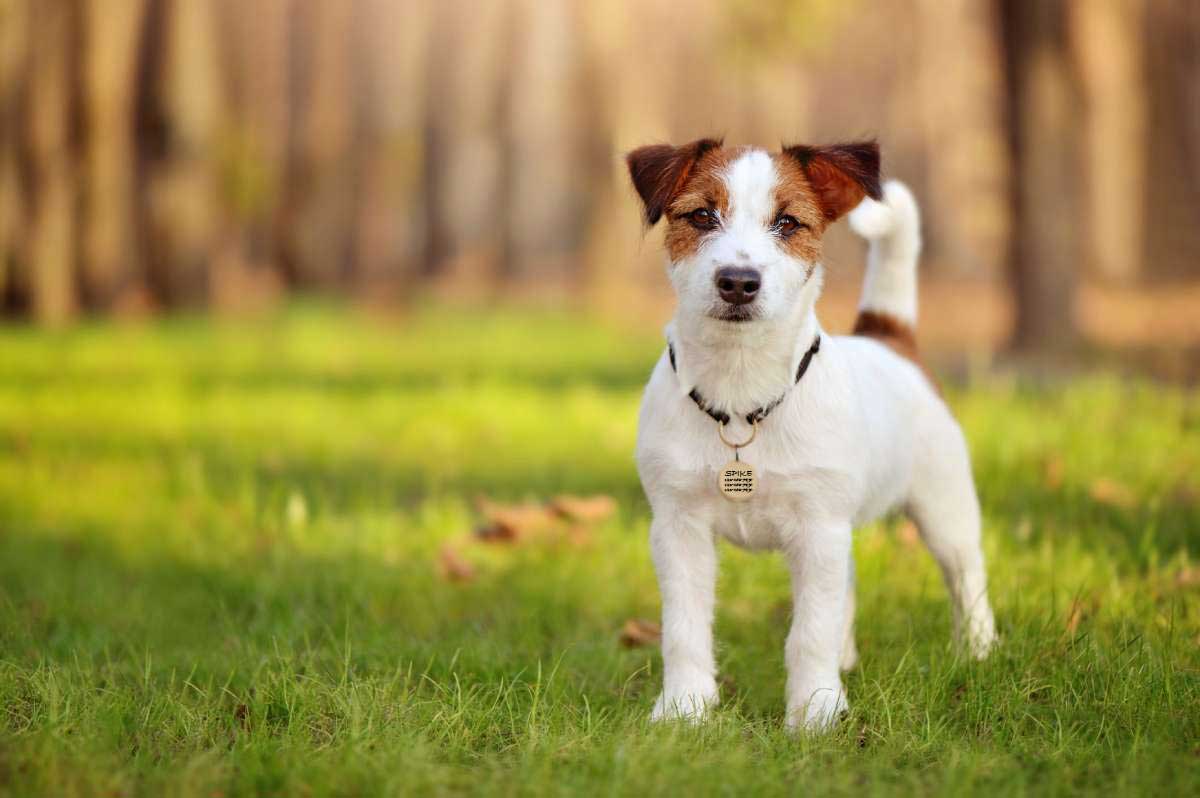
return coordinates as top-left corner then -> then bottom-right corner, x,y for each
715,267 -> 761,305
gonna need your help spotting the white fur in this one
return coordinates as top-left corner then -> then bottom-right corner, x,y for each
849,181 -> 922,325
638,152 -> 995,731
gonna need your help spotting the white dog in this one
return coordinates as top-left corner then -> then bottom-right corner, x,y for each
625,138 -> 996,731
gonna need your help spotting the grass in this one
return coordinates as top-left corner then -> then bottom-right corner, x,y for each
0,304 -> 1197,796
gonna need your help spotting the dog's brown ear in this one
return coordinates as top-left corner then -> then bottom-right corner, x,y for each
782,140 -> 881,222
626,138 -> 723,225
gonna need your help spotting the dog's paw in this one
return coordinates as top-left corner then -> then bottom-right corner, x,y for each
963,608 -> 998,660
967,626 -> 997,660
786,683 -> 848,733
650,679 -> 719,723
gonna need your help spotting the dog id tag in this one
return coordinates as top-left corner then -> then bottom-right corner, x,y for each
719,458 -> 756,501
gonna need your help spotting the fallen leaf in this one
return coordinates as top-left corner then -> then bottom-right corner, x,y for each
565,524 -> 593,547
896,519 -> 920,548
1175,567 -> 1200,589
1066,596 -> 1100,634
438,545 -> 476,583
475,498 -> 559,543
1171,482 -> 1199,507
1043,455 -> 1065,489
1089,478 -> 1136,509
619,618 -> 661,648
1066,604 -> 1084,634
950,683 -> 967,705
474,522 -> 517,543
234,703 -> 251,732
548,494 -> 617,524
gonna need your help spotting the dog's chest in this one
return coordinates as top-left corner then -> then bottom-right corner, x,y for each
637,353 -> 866,547
666,457 -> 819,548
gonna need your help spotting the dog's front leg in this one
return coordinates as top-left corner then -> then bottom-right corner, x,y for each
783,520 -> 851,731
649,512 -> 718,722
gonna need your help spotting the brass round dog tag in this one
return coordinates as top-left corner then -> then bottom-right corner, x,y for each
719,460 -> 756,501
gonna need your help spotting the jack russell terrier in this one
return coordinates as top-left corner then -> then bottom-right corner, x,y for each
625,138 -> 996,731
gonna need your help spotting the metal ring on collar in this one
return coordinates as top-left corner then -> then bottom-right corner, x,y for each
717,419 -> 757,449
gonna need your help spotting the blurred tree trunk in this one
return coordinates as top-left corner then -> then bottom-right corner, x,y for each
211,0 -> 292,311
1000,0 -> 1083,352
1142,0 -> 1200,281
915,0 -> 1009,277
419,2 -> 454,281
503,0 -> 584,287
140,0 -> 224,308
1073,0 -> 1146,284
285,0 -> 356,288
23,0 -> 80,325
421,0 -> 509,289
80,0 -> 146,310
0,0 -> 27,311
579,0 -> 684,321
349,0 -> 427,296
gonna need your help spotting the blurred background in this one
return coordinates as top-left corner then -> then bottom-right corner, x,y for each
0,0 -> 1198,371
4,5 -> 1200,790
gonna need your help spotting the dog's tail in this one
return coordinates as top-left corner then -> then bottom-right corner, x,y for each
846,181 -> 932,377
848,180 -> 921,329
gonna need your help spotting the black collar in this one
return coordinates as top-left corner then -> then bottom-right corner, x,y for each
667,334 -> 821,426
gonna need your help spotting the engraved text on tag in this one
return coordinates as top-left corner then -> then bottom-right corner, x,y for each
719,460 -> 757,501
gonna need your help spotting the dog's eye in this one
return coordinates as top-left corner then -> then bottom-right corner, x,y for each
773,214 -> 806,238
687,207 -> 719,230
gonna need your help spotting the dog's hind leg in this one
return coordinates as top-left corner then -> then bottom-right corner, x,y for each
906,434 -> 997,658
783,519 -> 852,731
839,557 -> 859,671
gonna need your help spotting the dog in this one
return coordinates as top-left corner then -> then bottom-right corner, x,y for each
625,138 -> 996,731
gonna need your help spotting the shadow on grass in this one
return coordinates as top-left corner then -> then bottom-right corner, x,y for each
0,515 -> 1019,736
0,514 -> 656,704
979,476 -> 1200,565
0,362 -> 658,396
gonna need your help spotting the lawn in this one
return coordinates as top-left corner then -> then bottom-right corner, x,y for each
0,305 -> 1197,796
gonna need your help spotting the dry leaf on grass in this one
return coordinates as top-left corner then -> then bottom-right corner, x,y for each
1043,455 -> 1065,489
1175,567 -> 1200,589
1089,478 -> 1136,509
619,618 -> 661,648
1066,604 -> 1086,634
1171,482 -> 1199,507
564,524 -> 593,547
950,683 -> 968,705
438,544 -> 476,583
474,495 -> 612,546
1066,596 -> 1100,634
474,498 -> 559,543
234,703 -> 251,732
548,494 -> 617,524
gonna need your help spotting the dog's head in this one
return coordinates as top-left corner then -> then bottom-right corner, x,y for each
627,139 -> 880,326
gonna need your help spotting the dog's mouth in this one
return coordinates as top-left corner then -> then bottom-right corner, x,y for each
709,303 -> 759,323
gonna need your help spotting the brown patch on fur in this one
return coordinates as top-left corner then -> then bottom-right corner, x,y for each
626,138 -> 723,225
852,310 -> 940,392
782,141 -> 882,222
662,146 -> 741,261
770,154 -> 836,264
